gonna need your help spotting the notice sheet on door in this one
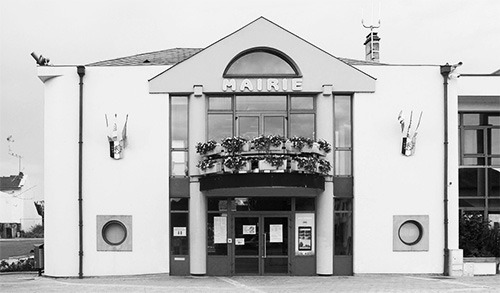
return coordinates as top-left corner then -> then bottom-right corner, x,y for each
214,216 -> 227,244
269,224 -> 283,243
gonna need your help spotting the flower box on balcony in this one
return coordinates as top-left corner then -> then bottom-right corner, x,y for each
224,161 -> 251,173
268,142 -> 284,152
290,157 -> 317,174
301,142 -> 326,156
200,161 -> 222,175
204,144 -> 225,157
258,159 -> 287,172
285,140 -> 300,153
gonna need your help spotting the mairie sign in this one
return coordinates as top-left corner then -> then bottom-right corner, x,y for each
222,78 -> 303,92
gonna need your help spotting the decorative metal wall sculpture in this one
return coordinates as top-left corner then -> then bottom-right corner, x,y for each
105,114 -> 128,160
398,110 -> 422,157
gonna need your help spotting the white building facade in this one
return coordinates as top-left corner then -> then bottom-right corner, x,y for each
38,18 -> 465,277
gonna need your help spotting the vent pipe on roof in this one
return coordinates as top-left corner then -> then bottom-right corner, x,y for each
77,65 -> 85,279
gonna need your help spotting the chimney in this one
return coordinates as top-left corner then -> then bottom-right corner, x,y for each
364,32 -> 380,62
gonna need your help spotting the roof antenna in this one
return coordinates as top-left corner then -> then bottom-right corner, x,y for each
7,135 -> 23,173
362,1 -> 381,62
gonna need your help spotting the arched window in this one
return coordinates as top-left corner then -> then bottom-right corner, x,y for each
223,47 -> 301,77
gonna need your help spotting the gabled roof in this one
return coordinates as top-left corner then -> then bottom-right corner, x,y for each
493,69 -> 500,75
87,48 -> 202,66
0,172 -> 24,191
149,17 -> 376,93
86,48 -> 376,67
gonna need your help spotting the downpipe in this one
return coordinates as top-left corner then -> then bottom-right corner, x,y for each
440,64 -> 451,276
77,65 -> 85,279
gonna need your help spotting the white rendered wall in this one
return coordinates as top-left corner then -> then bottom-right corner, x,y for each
352,65 -> 458,273
41,65 -> 170,276
43,67 -> 80,276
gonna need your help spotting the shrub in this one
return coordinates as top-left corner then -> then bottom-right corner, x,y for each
23,224 -> 44,238
459,213 -> 500,257
0,258 -> 35,272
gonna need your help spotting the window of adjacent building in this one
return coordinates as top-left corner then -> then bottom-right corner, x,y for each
170,96 -> 188,176
459,112 -> 500,218
207,95 -> 315,140
334,96 -> 352,176
224,48 -> 300,77
170,198 -> 189,255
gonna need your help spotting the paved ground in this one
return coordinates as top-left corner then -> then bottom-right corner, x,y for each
1,273 -> 500,292
0,239 -> 43,260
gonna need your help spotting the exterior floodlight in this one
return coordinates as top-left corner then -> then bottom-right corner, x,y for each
31,52 -> 50,66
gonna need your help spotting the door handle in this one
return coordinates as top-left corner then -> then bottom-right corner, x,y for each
263,232 -> 267,258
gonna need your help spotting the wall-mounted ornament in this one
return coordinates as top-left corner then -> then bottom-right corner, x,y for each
105,114 -> 128,160
398,110 -> 422,157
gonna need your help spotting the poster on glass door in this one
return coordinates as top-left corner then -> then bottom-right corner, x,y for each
269,224 -> 283,243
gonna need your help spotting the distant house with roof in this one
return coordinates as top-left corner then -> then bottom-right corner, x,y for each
0,172 -> 26,238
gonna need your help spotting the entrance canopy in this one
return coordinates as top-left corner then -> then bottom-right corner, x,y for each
149,17 -> 375,94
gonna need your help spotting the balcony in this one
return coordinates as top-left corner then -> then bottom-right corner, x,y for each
196,136 -> 331,192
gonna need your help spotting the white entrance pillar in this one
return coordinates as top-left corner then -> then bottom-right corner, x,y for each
188,88 -> 207,275
315,87 -> 334,275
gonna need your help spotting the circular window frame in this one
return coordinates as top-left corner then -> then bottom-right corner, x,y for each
102,220 -> 128,246
398,220 -> 423,246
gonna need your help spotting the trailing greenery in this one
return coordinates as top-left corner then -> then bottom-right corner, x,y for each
195,140 -> 218,155
317,158 -> 332,175
317,139 -> 332,154
196,159 -> 219,171
459,213 -> 500,257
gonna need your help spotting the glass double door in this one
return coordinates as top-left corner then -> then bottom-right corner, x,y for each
233,215 -> 289,275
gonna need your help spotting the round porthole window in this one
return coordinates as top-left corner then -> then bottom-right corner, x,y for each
398,220 -> 423,246
102,220 -> 127,246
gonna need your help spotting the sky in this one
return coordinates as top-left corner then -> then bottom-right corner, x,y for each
1,0 -> 499,212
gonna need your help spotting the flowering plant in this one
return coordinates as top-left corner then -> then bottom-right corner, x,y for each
196,158 -> 219,171
251,135 -> 286,151
221,136 -> 247,154
293,156 -> 317,173
317,139 -> 332,153
195,140 -> 218,155
223,156 -> 248,171
288,136 -> 314,149
263,154 -> 287,167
